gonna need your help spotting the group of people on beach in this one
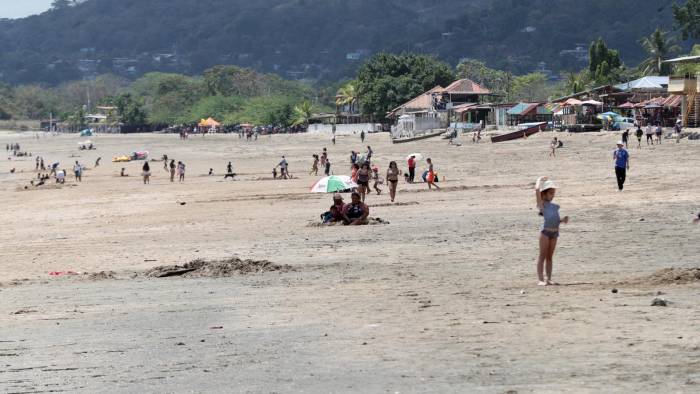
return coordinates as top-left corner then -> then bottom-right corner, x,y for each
620,121 -> 682,149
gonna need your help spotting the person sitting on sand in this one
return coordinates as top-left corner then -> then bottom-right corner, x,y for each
342,192 -> 369,225
535,176 -> 569,286
120,168 -> 128,177
321,193 -> 346,224
208,168 -> 214,176
56,170 -> 65,184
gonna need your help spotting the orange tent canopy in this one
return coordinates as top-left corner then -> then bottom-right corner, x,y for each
199,117 -> 221,127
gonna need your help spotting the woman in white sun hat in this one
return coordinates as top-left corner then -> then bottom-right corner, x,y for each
535,176 -> 569,286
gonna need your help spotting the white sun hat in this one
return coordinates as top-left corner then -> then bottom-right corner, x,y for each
540,179 -> 557,191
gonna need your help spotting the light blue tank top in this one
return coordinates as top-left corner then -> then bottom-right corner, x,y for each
542,201 -> 560,229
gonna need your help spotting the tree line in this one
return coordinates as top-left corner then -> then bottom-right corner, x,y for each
2,0 -> 699,126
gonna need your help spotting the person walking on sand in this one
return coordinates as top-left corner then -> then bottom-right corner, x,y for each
73,161 -> 83,182
371,166 -> 382,195
674,120 -> 682,143
549,137 -> 558,157
310,154 -> 319,176
622,129 -> 630,148
407,155 -> 416,183
613,141 -> 630,191
169,160 -> 176,182
356,162 -> 371,202
320,148 -> 327,167
535,176 -> 569,286
645,123 -> 654,145
324,158 -> 331,176
177,161 -> 186,182
277,156 -> 289,179
426,158 -> 440,190
655,123 -> 663,144
635,125 -> 643,148
360,130 -> 365,143
386,161 -> 400,202
224,161 -> 235,180
142,161 -> 151,184
163,154 -> 169,171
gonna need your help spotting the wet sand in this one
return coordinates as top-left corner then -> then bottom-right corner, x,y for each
0,130 -> 699,392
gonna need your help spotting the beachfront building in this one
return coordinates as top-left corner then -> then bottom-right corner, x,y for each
663,55 -> 700,127
388,79 -> 492,138
307,112 -> 382,135
506,103 -> 553,126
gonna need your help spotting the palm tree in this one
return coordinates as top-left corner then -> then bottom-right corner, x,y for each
335,81 -> 358,113
292,101 -> 314,127
565,72 -> 584,94
638,28 -> 682,76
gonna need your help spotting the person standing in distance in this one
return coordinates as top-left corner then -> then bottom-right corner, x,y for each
407,155 -> 416,183
613,141 -> 630,191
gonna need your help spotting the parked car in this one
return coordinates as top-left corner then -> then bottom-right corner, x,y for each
613,117 -> 636,130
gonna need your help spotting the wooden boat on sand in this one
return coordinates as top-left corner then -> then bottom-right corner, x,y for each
392,129 -> 446,144
490,122 -> 546,143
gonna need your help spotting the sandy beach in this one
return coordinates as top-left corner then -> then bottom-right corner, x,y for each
1,129 -> 699,392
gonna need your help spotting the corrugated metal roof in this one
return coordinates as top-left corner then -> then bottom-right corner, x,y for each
507,103 -> 539,116
615,76 -> 669,91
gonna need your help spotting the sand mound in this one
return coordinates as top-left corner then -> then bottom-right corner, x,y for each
84,271 -> 117,280
626,267 -> 700,286
145,258 -> 293,278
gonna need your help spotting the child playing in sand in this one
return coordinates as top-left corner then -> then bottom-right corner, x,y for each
426,158 -> 440,190
535,176 -> 569,286
549,137 -> 558,157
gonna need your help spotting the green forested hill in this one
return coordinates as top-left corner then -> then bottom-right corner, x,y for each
0,0 -> 680,85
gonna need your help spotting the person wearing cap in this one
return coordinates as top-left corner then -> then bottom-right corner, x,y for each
320,193 -> 346,224
535,176 -> 569,286
342,192 -> 369,225
613,141 -> 630,191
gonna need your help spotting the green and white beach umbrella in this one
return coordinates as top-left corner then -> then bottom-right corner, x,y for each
309,175 -> 357,193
